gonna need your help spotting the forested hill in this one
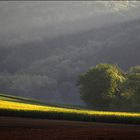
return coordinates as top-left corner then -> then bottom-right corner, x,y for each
0,18 -> 140,104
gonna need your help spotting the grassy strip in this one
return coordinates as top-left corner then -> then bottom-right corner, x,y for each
0,93 -> 87,110
0,93 -> 52,106
0,109 -> 140,124
0,99 -> 140,124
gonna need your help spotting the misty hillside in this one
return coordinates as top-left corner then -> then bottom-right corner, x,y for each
0,18 -> 140,104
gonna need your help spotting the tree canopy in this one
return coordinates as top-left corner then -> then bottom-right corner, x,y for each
78,64 -> 125,110
120,72 -> 140,111
78,64 -> 140,112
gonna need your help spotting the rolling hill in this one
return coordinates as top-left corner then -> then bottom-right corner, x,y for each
0,93 -> 140,124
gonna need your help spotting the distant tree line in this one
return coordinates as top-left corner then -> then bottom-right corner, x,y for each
78,64 -> 140,112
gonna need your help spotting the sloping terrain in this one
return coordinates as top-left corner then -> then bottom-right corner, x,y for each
0,94 -> 140,140
0,94 -> 140,124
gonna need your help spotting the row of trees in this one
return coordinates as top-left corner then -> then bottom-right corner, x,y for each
78,64 -> 140,112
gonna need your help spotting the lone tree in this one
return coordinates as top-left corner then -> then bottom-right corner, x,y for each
78,63 -> 125,110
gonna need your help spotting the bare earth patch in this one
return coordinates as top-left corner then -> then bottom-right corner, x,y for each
0,117 -> 140,140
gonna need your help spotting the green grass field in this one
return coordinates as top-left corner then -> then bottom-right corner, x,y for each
0,93 -> 140,124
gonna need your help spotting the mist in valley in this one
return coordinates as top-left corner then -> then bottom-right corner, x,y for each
0,1 -> 140,105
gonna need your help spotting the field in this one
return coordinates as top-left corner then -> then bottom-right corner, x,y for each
0,117 -> 140,140
0,93 -> 140,124
0,93 -> 140,140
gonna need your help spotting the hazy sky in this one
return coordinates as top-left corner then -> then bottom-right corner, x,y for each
0,1 -> 140,46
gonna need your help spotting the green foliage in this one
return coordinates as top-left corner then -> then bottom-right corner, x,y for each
120,73 -> 140,111
78,64 -> 125,110
129,66 -> 140,74
78,64 -> 140,112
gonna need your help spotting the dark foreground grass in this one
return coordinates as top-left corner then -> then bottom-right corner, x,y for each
0,109 -> 140,124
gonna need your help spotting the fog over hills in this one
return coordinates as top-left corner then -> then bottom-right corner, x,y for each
0,1 -> 140,104
0,1 -> 140,45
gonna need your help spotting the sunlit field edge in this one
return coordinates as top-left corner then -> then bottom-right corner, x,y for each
0,94 -> 140,124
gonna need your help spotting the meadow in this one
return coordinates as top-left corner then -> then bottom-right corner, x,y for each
0,93 -> 140,124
